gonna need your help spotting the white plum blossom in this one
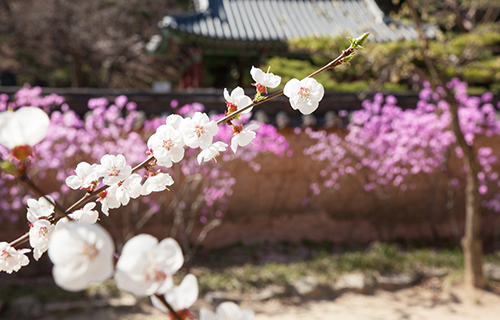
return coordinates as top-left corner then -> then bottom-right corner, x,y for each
48,222 -> 115,292
200,302 -> 254,320
180,112 -> 218,149
250,66 -> 281,93
0,107 -> 50,150
283,78 -> 325,115
224,87 -> 253,113
141,173 -> 175,196
95,154 -> 132,186
65,162 -> 98,190
29,219 -> 55,260
0,242 -> 30,274
70,202 -> 100,223
26,195 -> 55,223
197,141 -> 227,164
151,274 -> 198,315
106,173 -> 142,209
231,124 -> 259,153
147,124 -> 185,167
166,114 -> 184,129
114,234 -> 184,296
56,202 -> 100,230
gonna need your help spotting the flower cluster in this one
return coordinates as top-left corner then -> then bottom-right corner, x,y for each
305,79 -> 500,215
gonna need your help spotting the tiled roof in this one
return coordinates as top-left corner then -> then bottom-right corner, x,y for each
158,0 -> 422,43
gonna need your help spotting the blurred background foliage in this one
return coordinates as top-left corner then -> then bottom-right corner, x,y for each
1,0 -> 500,92
264,0 -> 500,94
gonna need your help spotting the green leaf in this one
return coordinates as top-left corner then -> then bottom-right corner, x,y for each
348,32 -> 370,50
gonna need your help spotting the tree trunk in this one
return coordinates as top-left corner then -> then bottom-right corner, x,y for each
407,0 -> 486,289
461,155 -> 486,288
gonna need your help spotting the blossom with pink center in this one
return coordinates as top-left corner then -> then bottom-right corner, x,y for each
141,173 -> 175,196
48,222 -> 115,292
224,87 -> 253,113
29,219 -> 55,260
106,173 -> 143,209
114,234 -> 184,296
95,154 -> 132,186
180,112 -> 218,149
198,141 -> 228,164
26,195 -> 55,223
147,124 -> 185,167
151,274 -> 198,316
65,162 -> 98,190
200,302 -> 254,320
0,107 -> 50,150
231,124 -> 259,153
283,78 -> 324,115
250,66 -> 281,94
0,242 -> 30,274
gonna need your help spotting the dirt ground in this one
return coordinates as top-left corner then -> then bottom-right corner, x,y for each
248,285 -> 500,320
35,283 -> 500,320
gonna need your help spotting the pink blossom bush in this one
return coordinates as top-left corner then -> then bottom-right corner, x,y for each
305,79 -> 500,212
0,85 -> 289,240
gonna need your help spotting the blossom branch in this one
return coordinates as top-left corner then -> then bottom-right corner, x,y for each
9,156 -> 155,247
216,45 -> 357,125
6,34 -> 367,252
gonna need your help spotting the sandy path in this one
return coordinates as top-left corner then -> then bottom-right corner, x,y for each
34,284 -> 500,320
249,286 -> 500,320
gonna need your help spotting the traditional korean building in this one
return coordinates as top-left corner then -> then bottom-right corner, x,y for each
148,0 -> 423,89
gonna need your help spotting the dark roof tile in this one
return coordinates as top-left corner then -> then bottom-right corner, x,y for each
159,0 -> 423,43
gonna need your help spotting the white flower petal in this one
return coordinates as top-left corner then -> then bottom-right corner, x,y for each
48,223 -> 114,292
0,107 -> 50,149
115,235 -> 183,296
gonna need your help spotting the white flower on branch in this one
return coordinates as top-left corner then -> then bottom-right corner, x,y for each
95,154 -> 132,186
141,173 -> 174,196
114,234 -> 183,296
148,124 -> 185,167
0,242 -> 30,274
231,124 -> 259,153
29,219 -> 55,260
65,162 -> 98,190
151,274 -> 198,316
224,87 -> 253,113
197,141 -> 227,164
26,195 -> 55,223
106,173 -> 142,209
0,107 -> 50,150
48,222 -> 114,292
200,302 -> 254,320
56,202 -> 100,229
283,78 -> 325,115
180,112 -> 218,149
250,66 -> 281,93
